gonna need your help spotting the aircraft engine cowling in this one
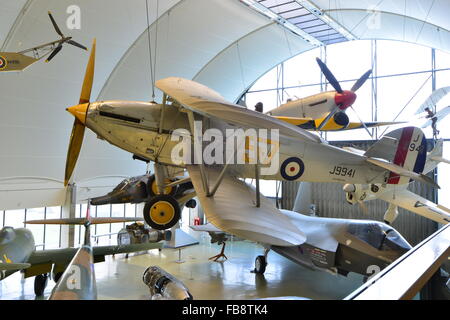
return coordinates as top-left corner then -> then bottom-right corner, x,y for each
333,111 -> 350,128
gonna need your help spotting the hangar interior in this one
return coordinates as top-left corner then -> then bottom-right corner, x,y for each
0,0 -> 449,300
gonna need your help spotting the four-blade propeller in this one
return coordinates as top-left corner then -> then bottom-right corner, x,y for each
316,58 -> 373,137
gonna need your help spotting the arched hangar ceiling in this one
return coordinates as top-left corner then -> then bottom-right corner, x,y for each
0,0 -> 449,209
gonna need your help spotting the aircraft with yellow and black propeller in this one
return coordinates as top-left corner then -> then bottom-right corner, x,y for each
62,39 -> 439,253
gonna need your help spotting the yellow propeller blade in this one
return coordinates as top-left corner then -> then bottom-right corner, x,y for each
79,38 -> 96,104
64,38 -> 96,186
64,119 -> 86,186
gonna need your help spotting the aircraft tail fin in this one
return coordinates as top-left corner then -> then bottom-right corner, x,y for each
365,127 -> 427,185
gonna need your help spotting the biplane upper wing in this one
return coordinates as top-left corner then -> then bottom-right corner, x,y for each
155,77 -> 321,143
379,189 -> 450,225
186,165 -> 306,247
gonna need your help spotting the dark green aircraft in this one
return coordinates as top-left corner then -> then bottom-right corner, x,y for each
0,214 -> 164,297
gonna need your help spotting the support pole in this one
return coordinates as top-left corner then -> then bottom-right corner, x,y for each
61,183 -> 76,247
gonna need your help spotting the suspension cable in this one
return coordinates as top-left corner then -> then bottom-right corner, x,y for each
145,0 -> 155,100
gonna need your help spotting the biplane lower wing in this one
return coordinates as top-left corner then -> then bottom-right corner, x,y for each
186,165 -> 306,247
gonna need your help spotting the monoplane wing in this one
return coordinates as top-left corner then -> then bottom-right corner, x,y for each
156,77 -> 321,143
0,262 -> 31,271
25,242 -> 162,278
26,217 -> 144,225
186,165 -> 306,246
379,189 -> 450,225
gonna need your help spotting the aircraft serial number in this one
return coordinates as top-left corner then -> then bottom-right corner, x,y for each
329,166 -> 356,178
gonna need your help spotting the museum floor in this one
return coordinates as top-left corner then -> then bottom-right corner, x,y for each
0,230 -> 364,300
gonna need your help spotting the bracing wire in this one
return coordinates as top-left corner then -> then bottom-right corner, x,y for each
145,0 -> 155,100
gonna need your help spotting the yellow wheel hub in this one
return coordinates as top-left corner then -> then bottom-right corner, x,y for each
151,179 -> 173,195
149,201 -> 175,225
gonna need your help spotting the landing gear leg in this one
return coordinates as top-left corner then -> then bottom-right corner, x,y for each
34,273 -> 49,296
254,248 -> 269,274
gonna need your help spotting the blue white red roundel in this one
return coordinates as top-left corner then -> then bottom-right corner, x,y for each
281,157 -> 305,181
0,56 -> 6,70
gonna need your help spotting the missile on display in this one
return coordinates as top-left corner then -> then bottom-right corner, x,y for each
142,266 -> 193,300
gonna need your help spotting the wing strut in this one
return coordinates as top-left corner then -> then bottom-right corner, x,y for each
187,111 -> 210,196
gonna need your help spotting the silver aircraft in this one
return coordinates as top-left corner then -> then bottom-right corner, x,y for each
191,177 -> 411,279
62,39 -> 437,249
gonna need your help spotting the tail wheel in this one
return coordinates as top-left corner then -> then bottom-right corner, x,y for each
147,175 -> 177,197
143,195 -> 180,230
254,255 -> 267,274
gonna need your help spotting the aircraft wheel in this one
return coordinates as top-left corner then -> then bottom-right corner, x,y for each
143,195 -> 180,230
185,199 -> 197,209
254,255 -> 267,274
147,175 -> 177,197
34,274 -> 49,296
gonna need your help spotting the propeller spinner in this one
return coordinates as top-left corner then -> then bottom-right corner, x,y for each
64,39 -> 96,186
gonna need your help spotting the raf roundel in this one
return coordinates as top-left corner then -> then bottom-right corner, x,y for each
281,157 -> 305,181
0,56 -> 6,70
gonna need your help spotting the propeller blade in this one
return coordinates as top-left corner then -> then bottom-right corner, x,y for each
64,39 -> 96,186
317,107 -> 339,131
64,119 -> 86,186
48,11 -> 64,37
79,38 -> 96,104
350,106 -> 373,138
351,69 -> 372,92
45,44 -> 63,62
316,58 -> 343,93
67,39 -> 88,51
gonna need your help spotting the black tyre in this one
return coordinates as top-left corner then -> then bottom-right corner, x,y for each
185,199 -> 197,209
53,271 -> 63,283
34,274 -> 48,296
254,255 -> 267,274
143,195 -> 181,230
147,175 -> 177,197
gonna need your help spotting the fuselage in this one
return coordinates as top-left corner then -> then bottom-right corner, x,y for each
272,210 -> 411,278
82,100 -> 388,185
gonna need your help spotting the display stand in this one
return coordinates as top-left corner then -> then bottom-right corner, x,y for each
163,223 -> 199,264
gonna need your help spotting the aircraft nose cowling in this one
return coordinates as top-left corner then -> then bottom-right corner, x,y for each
335,91 -> 357,110
66,103 -> 89,124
